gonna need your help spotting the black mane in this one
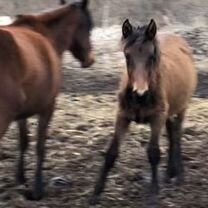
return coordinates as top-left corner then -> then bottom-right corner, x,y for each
123,24 -> 160,67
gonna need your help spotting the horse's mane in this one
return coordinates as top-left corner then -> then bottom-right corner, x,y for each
33,5 -> 72,23
12,4 -> 76,26
12,2 -> 93,33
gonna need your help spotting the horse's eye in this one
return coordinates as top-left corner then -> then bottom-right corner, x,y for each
125,53 -> 130,60
125,54 -> 130,66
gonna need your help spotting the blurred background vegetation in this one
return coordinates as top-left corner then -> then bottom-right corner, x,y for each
0,0 -> 207,27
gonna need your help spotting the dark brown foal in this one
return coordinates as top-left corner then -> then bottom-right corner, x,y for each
90,19 -> 197,204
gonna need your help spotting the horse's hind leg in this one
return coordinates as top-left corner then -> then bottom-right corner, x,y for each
35,104 -> 54,200
26,103 -> 55,200
90,112 -> 130,205
16,119 -> 29,184
165,111 -> 185,184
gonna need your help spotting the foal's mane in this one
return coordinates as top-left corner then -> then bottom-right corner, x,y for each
123,25 -> 161,68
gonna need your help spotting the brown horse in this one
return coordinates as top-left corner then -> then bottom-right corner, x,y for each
90,19 -> 197,204
0,0 -> 94,200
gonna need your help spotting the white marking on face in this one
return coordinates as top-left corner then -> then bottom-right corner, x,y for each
133,82 -> 148,96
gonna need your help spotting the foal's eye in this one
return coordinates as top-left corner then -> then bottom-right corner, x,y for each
146,54 -> 156,68
139,47 -> 143,53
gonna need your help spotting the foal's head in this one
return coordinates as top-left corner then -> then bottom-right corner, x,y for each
122,19 -> 160,96
61,0 -> 94,67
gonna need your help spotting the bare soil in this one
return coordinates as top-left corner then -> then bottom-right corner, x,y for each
0,25 -> 208,208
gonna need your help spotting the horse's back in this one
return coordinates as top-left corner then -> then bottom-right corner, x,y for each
158,33 -> 197,115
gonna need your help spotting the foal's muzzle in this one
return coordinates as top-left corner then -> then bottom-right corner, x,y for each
132,82 -> 148,96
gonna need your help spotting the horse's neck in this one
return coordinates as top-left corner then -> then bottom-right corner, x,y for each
45,18 -> 75,56
28,6 -> 78,57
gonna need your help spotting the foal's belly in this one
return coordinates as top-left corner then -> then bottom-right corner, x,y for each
120,90 -> 160,124
127,107 -> 154,124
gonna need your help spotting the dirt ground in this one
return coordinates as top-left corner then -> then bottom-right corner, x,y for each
0,21 -> 208,208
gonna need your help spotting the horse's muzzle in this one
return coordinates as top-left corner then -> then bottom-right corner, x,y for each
81,52 -> 95,68
81,58 -> 94,68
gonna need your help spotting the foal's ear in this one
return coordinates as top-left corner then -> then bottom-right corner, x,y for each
145,19 -> 157,40
60,0 -> 66,5
81,0 -> 88,9
122,19 -> 133,39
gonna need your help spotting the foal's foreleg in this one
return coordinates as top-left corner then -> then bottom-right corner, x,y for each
90,112 -> 130,204
166,111 -> 185,184
148,114 -> 166,193
16,119 -> 29,184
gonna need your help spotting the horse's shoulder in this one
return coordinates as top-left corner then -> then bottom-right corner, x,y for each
0,28 -> 19,55
0,28 -> 14,41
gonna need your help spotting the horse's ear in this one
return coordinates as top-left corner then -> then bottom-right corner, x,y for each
145,19 -> 157,40
122,19 -> 133,39
16,14 -> 29,21
60,0 -> 66,5
16,14 -> 24,19
81,0 -> 88,9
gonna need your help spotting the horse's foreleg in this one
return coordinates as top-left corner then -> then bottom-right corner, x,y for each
90,112 -> 130,205
16,119 -> 29,184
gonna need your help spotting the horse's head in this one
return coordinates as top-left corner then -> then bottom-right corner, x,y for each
61,0 -> 94,68
122,19 -> 160,96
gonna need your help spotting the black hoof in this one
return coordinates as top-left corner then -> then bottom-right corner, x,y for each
175,175 -> 184,186
24,190 -> 43,201
150,183 -> 159,195
89,195 -> 100,206
164,177 -> 171,184
167,168 -> 178,179
147,194 -> 159,208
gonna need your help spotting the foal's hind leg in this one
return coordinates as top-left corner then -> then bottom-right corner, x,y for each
90,112 -> 130,205
16,119 -> 29,184
165,111 -> 185,184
